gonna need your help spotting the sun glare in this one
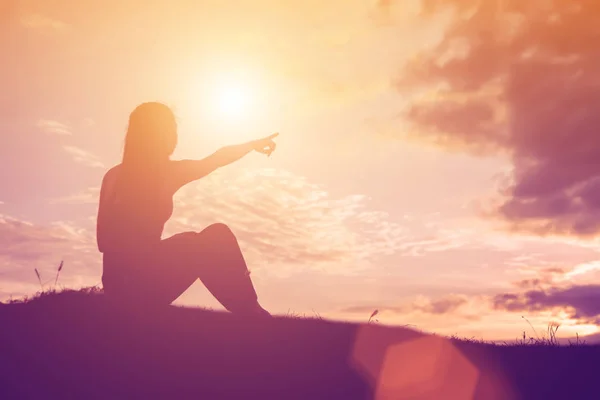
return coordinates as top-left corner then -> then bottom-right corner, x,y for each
216,84 -> 249,118
180,66 -> 276,145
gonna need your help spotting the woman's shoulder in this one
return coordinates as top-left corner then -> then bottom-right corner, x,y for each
101,161 -> 187,191
101,164 -> 123,187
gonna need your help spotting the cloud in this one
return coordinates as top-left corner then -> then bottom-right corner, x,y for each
394,0 -> 600,237
564,261 -> 600,280
495,251 -> 600,327
165,167 -> 409,275
0,166 -> 411,299
511,267 -> 567,289
493,285 -> 600,324
50,187 -> 100,204
20,13 -> 69,32
62,146 -> 105,168
341,294 -> 470,316
0,213 -> 100,300
37,120 -> 71,135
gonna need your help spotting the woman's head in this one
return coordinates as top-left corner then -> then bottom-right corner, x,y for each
122,102 -> 177,166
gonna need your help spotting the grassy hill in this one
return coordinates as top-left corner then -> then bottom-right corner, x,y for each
1,288 -> 598,399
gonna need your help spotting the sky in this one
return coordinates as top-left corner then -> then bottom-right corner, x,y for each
3,0 -> 600,342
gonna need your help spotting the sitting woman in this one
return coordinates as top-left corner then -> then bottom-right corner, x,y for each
96,102 -> 277,316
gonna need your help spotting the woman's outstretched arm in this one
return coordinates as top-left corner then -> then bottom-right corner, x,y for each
170,133 -> 278,190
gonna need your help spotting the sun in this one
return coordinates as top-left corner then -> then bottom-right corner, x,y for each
216,84 -> 249,119
181,66 -> 273,141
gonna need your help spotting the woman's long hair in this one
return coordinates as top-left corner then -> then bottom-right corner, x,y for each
115,102 -> 177,222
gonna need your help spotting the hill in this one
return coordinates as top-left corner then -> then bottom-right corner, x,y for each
0,288 -> 598,399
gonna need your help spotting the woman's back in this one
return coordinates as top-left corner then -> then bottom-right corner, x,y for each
96,163 -> 174,254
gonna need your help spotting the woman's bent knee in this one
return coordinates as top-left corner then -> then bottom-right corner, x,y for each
200,223 -> 236,242
204,222 -> 232,234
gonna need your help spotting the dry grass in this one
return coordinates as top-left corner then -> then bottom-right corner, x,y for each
1,270 -> 591,348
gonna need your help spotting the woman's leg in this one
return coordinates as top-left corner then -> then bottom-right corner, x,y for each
148,224 -> 269,315
194,223 -> 269,316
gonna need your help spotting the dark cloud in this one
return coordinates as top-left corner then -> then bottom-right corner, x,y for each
512,267 -> 567,289
493,284 -> 600,322
425,295 -> 468,314
395,0 -> 600,236
405,97 -> 503,154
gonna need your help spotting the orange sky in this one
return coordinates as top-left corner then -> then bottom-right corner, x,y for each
3,0 -> 600,342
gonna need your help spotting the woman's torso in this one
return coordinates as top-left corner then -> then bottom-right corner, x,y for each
98,164 -> 175,286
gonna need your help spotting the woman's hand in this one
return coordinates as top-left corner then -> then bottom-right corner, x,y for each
252,133 -> 279,156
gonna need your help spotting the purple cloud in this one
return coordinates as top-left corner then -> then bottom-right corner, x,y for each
493,284 -> 600,322
394,0 -> 600,236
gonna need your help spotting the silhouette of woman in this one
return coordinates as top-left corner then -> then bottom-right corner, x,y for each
96,102 -> 276,316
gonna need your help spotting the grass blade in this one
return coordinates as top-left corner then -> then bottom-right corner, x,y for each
54,260 -> 64,286
34,268 -> 43,290
368,309 -> 379,323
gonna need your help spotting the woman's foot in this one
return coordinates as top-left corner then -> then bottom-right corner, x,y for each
253,304 -> 271,317
244,302 -> 271,317
235,302 -> 271,317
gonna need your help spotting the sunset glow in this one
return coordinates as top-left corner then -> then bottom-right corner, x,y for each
3,0 -> 600,345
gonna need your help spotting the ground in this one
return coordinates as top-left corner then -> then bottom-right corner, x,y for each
1,288 -> 598,399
